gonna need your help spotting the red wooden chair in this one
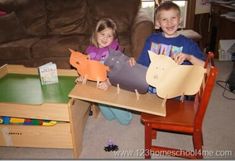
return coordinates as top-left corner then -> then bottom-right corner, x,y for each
141,52 -> 218,159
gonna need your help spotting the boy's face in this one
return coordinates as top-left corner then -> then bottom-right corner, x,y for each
96,28 -> 114,48
155,9 -> 180,37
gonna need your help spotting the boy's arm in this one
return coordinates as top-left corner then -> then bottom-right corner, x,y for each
174,38 -> 205,66
187,55 -> 205,66
173,53 -> 205,66
187,39 -> 205,66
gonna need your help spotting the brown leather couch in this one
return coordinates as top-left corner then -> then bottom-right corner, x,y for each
0,0 -> 154,69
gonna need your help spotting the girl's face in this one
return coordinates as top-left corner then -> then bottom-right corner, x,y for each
156,9 -> 180,38
96,27 -> 114,48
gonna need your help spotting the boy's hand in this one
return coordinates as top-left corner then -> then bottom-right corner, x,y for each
172,53 -> 190,65
128,57 -> 136,67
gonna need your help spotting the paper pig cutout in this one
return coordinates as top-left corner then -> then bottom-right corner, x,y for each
104,49 -> 149,94
146,50 -> 206,99
69,49 -> 110,82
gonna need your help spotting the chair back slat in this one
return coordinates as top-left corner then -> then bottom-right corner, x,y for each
194,52 -> 218,129
204,52 -> 215,68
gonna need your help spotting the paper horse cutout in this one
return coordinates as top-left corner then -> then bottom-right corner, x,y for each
104,49 -> 149,94
146,50 -> 206,99
69,49 -> 110,82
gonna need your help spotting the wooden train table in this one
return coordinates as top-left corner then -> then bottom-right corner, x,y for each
0,64 -> 89,158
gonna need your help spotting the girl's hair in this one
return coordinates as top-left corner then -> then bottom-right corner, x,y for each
154,1 -> 181,20
91,18 -> 118,47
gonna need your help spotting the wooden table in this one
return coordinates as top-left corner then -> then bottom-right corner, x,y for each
0,64 -> 166,159
0,64 -> 89,158
69,81 -> 166,117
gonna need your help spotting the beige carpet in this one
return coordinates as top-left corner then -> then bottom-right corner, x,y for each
0,60 -> 235,159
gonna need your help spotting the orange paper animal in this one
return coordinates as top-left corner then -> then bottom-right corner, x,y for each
69,49 -> 110,82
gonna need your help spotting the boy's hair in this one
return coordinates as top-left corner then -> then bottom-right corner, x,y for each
155,1 -> 181,20
91,18 -> 118,47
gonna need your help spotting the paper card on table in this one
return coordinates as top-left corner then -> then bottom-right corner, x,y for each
38,62 -> 58,85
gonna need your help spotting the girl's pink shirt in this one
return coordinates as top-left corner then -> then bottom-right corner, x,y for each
85,39 -> 120,62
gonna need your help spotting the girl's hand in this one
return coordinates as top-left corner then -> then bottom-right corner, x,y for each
75,76 -> 84,83
97,79 -> 111,90
128,57 -> 136,67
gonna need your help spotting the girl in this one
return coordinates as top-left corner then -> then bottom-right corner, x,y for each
80,18 -> 133,125
85,18 -> 119,90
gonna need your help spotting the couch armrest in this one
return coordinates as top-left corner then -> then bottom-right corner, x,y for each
131,9 -> 154,59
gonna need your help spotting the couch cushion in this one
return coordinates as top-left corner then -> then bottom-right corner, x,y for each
15,0 -> 47,36
31,57 -> 72,69
0,0 -> 47,36
0,38 -> 40,60
31,35 -> 90,59
0,0 -> 15,11
0,60 -> 34,67
46,0 -> 89,35
0,12 -> 28,43
118,34 -> 131,56
0,10 -> 6,16
88,0 -> 141,34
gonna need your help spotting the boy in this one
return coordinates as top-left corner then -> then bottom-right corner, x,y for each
138,1 -> 205,67
137,1 -> 205,93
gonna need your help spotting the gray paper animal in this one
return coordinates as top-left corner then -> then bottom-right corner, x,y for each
104,49 -> 148,94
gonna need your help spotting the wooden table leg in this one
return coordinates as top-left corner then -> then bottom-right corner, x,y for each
68,99 -> 90,158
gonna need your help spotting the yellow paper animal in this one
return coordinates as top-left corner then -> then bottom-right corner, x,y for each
146,50 -> 206,99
